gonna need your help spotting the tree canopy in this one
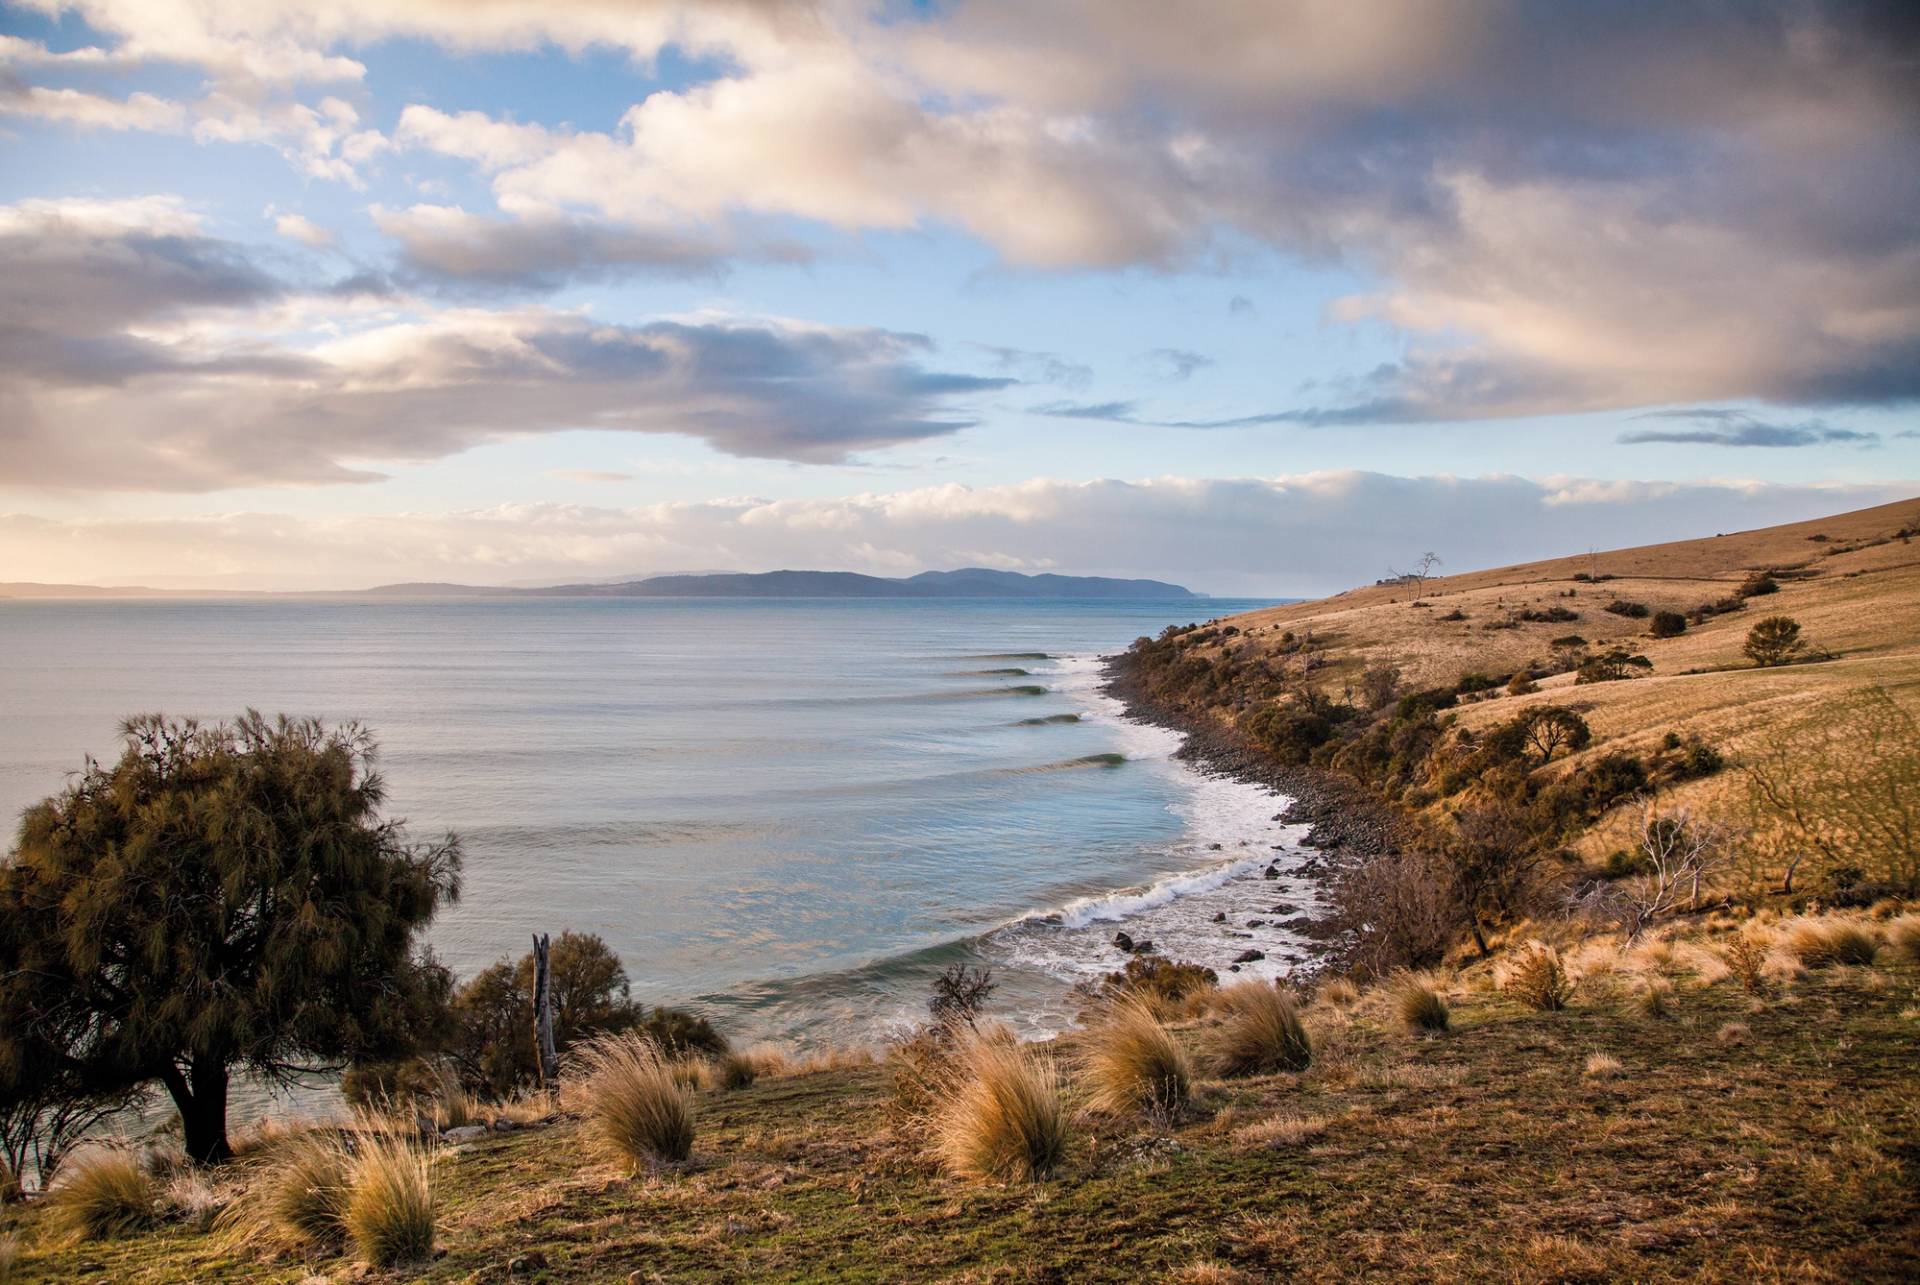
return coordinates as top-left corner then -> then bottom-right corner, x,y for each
0,712 -> 460,1164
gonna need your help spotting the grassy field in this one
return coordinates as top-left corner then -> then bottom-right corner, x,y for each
6,912 -> 1917,1283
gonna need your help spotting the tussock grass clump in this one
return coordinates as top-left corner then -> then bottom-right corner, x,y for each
1502,943 -> 1574,1011
1786,919 -> 1878,968
1890,917 -> 1920,965
1204,983 -> 1312,1077
1583,1052 -> 1623,1079
42,1150 -> 156,1243
1315,976 -> 1360,1008
218,1130 -> 352,1255
0,1234 -> 18,1283
1718,1021 -> 1751,1046
1084,999 -> 1192,1117
343,1129 -> 435,1268
669,1055 -> 715,1093
932,1036 -> 1069,1182
1231,1113 -> 1331,1149
1388,972 -> 1450,1033
1636,978 -> 1675,1019
577,1032 -> 697,1170
716,1049 -> 760,1091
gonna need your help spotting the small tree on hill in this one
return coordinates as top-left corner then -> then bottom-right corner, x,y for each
0,713 -> 461,1163
1744,616 -> 1804,667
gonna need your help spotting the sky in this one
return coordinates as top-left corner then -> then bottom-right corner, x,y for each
0,0 -> 1916,596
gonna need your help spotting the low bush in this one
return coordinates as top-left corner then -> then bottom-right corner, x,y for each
1084,999 -> 1192,1116
1576,647 -> 1653,684
576,1033 -> 697,1171
1203,984 -> 1313,1076
1091,955 -> 1219,1008
1604,599 -> 1650,619
1502,943 -> 1574,1011
1635,978 -> 1674,1019
1736,572 -> 1779,598
343,1129 -> 435,1268
217,1130 -> 351,1256
1723,934 -> 1768,995
1649,611 -> 1686,638
1388,972 -> 1450,1033
1743,616 -> 1805,667
1507,673 -> 1540,696
932,1037 -> 1068,1182
1518,606 -> 1580,623
715,1050 -> 759,1091
42,1150 -> 155,1244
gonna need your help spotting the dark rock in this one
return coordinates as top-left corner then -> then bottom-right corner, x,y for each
510,1251 -> 550,1274
1263,864 -> 1280,879
1227,964 -> 1243,972
1210,911 -> 1227,923
1208,842 -> 1223,850
1113,931 -> 1134,952
1269,903 -> 1299,915
1247,919 -> 1266,928
1233,949 -> 1266,964
1133,939 -> 1156,954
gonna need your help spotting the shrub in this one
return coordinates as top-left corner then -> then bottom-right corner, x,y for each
932,1037 -> 1068,1182
1744,616 -> 1804,667
576,1033 -> 696,1171
1502,943 -> 1573,1011
343,1129 -> 435,1268
1084,999 -> 1192,1116
1203,984 -> 1313,1076
1507,673 -> 1540,696
1636,978 -> 1674,1019
1242,704 -> 1333,764
1736,572 -> 1779,598
42,1150 -> 155,1243
1388,972 -> 1450,1033
928,964 -> 996,1028
1359,665 -> 1402,711
1649,611 -> 1686,638
1456,673 -> 1499,695
1092,955 -> 1219,1008
1785,920 -> 1877,968
1604,599 -> 1650,619
1576,647 -> 1652,684
1518,605 -> 1580,623
1724,934 -> 1768,995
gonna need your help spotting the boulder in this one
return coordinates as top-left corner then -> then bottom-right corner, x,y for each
1233,949 -> 1266,964
1113,931 -> 1135,953
442,1125 -> 490,1144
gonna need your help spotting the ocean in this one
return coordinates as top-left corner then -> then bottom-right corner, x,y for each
0,596 -> 1323,1050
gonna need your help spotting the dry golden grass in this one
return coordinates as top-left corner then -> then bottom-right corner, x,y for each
1083,998 -> 1193,1116
1890,916 -> 1920,965
1724,933 -> 1770,994
1583,1052 -> 1624,1079
715,1049 -> 760,1091
1171,1261 -> 1254,1284
0,1233 -> 17,1284
1500,942 -> 1574,1011
669,1055 -> 715,1093
1314,976 -> 1360,1008
1785,918 -> 1879,968
1387,971 -> 1450,1033
931,1036 -> 1069,1182
343,1128 -> 436,1268
1718,1021 -> 1752,1046
1203,983 -> 1313,1077
1635,977 -> 1676,1019
576,1032 -> 697,1171
216,1128 -> 352,1256
1230,1113 -> 1332,1149
40,1149 -> 155,1244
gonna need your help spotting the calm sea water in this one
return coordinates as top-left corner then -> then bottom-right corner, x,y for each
0,597 -> 1323,1050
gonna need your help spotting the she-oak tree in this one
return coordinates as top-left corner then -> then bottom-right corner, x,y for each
0,712 -> 459,1164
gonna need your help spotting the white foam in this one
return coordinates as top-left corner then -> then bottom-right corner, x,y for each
983,652 -> 1327,990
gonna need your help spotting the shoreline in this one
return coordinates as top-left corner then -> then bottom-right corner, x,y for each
1098,647 -> 1410,955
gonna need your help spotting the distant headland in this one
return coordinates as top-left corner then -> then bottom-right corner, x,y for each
0,568 -> 1202,601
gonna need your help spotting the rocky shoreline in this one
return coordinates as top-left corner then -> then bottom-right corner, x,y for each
1099,648 -> 1409,954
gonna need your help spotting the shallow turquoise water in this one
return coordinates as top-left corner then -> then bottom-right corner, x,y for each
0,596 -> 1321,1045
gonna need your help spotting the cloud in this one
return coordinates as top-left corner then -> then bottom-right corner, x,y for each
372,203 -> 807,291
0,81 -> 186,130
1618,409 -> 1881,448
1143,348 -> 1212,381
3,473 -> 1910,595
0,197 -> 1015,489
970,344 -> 1091,391
545,469 -> 634,484
273,211 -> 335,248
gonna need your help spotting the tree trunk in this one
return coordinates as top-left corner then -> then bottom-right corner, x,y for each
532,932 -> 558,1090
161,1059 -> 232,1164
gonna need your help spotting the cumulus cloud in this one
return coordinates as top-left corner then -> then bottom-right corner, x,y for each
273,211 -> 335,248
0,197 -> 1014,489
1618,409 -> 1881,448
372,203 -> 807,291
3,473 -> 1910,595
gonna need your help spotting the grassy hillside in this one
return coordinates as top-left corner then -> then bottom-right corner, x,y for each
6,910 -> 1917,1283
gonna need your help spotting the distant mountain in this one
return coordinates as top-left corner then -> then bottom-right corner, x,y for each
523,568 -> 1201,600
